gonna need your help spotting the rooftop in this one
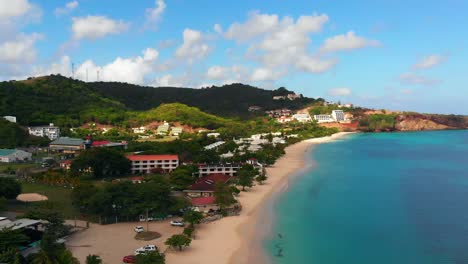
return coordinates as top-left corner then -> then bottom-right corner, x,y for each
50,137 -> 84,146
127,154 -> 179,161
190,196 -> 216,206
0,149 -> 16,156
185,174 -> 231,192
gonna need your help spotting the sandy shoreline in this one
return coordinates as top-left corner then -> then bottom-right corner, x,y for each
166,132 -> 355,264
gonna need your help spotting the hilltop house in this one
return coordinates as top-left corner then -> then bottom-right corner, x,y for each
28,123 -> 60,140
331,110 -> 345,122
157,122 -> 170,135
2,116 -> 16,123
204,141 -> 225,150
132,126 -> 146,134
314,114 -> 335,123
0,149 -> 32,163
293,113 -> 312,122
170,127 -> 183,136
127,154 -> 179,174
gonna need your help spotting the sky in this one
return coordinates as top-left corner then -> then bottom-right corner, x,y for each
0,0 -> 467,114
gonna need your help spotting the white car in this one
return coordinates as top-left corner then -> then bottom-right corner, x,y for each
170,220 -> 185,227
134,226 -> 144,233
134,245 -> 157,255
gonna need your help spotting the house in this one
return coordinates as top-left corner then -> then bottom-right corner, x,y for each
293,113 -> 312,123
248,106 -> 263,112
127,154 -> 179,174
184,173 -> 232,198
206,132 -> 220,138
314,114 -> 335,123
91,140 -> 128,150
2,116 -> 16,123
220,151 -> 234,159
132,127 -> 146,134
287,93 -> 301,100
204,141 -> 225,151
0,218 -> 46,257
0,149 -> 32,163
272,95 -> 286,100
170,127 -> 183,136
331,110 -> 345,122
266,109 -> 292,118
130,176 -> 145,184
277,116 -> 293,123
157,122 -> 170,135
28,123 -> 60,140
49,137 -> 85,154
198,163 -> 242,177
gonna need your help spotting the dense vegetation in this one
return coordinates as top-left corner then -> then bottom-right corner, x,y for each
0,177 -> 21,199
359,114 -> 397,131
71,148 -> 131,178
0,119 -> 49,148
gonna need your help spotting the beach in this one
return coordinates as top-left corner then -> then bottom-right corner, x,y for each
166,132 -> 354,264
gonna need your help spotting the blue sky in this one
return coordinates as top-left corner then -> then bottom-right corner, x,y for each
0,0 -> 467,114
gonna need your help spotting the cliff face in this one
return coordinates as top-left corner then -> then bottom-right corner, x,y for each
395,114 -> 468,131
396,118 -> 450,131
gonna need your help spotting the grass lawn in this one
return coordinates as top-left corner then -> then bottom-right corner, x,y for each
0,162 -> 37,173
7,182 -> 78,219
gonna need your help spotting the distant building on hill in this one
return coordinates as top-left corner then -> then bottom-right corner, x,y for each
0,149 -> 32,163
170,127 -> 183,136
314,114 -> 335,123
332,110 -> 345,122
204,141 -> 225,150
157,122 -> 170,135
287,93 -> 301,100
127,154 -> 179,174
28,123 -> 60,140
248,106 -> 263,112
49,137 -> 85,153
2,116 -> 16,123
132,126 -> 146,134
293,113 -> 312,123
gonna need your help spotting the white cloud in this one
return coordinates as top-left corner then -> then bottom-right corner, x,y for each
33,55 -> 71,77
175,28 -> 211,63
0,33 -> 42,63
399,73 -> 440,86
0,0 -> 31,19
143,48 -> 159,61
320,31 -> 379,53
55,1 -> 78,16
295,56 -> 338,73
72,16 -> 129,40
152,74 -> 186,87
328,87 -> 352,96
206,66 -> 228,80
225,11 -> 279,42
250,67 -> 282,81
213,24 -> 223,34
412,54 -> 446,69
145,0 -> 165,30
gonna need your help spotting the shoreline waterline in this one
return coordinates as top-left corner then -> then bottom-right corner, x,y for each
166,132 -> 355,264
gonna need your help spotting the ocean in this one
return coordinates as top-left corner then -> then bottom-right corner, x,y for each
264,130 -> 468,264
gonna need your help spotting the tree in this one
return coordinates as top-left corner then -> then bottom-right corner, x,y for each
0,197 -> 6,211
182,210 -> 204,228
165,234 -> 192,251
169,168 -> 195,190
214,182 -> 236,211
0,177 -> 21,199
0,248 -> 24,264
135,251 -> 165,264
0,227 -> 29,252
86,254 -> 103,264
237,164 -> 257,191
71,148 -> 131,178
183,227 -> 194,238
255,168 -> 267,185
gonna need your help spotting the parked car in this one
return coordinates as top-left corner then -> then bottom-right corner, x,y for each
134,245 -> 157,255
122,255 -> 136,263
170,220 -> 185,227
134,226 -> 144,233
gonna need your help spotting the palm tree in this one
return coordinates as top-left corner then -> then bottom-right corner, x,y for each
86,254 -> 103,264
29,250 -> 52,264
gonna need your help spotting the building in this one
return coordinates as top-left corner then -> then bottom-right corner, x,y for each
3,116 -> 16,123
207,132 -> 220,138
90,140 -> 128,150
28,123 -> 60,140
293,113 -> 312,123
314,114 -> 335,123
331,110 -> 345,122
248,106 -> 263,112
204,141 -> 225,150
59,160 -> 72,170
127,154 -> 179,174
157,122 -> 170,135
49,137 -> 85,153
266,109 -> 292,118
0,149 -> 32,163
132,126 -> 146,134
277,116 -> 293,123
170,127 -> 183,136
272,95 -> 286,100
0,217 -> 46,257
287,93 -> 301,100
198,163 -> 242,177
184,173 -> 232,198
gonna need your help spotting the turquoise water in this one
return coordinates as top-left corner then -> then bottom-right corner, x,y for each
265,130 -> 468,264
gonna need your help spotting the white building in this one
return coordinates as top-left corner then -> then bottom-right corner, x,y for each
204,141 -> 225,150
331,110 -> 345,122
207,132 -> 220,138
132,126 -> 146,134
127,154 -> 179,174
287,93 -> 301,100
0,149 -> 32,163
293,113 -> 312,123
198,163 -> 242,177
3,116 -> 16,123
171,127 -> 183,136
28,123 -> 60,140
157,122 -> 170,135
314,114 -> 335,123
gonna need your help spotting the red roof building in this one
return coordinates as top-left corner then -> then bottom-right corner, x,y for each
190,196 -> 216,206
184,174 -> 231,198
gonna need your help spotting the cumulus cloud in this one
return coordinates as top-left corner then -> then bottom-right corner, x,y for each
250,68 -> 280,81
225,11 -> 280,42
175,28 -> 211,63
0,33 -> 42,63
206,66 -> 228,80
72,16 -> 129,40
145,0 -> 165,30
412,54 -> 446,69
213,24 -> 223,34
320,31 -> 379,53
0,0 -> 32,19
55,1 -> 78,16
399,73 -> 440,86
328,87 -> 352,96
296,56 -> 338,73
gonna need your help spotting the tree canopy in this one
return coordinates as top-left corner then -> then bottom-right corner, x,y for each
0,177 -> 21,199
165,234 -> 191,251
71,148 -> 131,178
